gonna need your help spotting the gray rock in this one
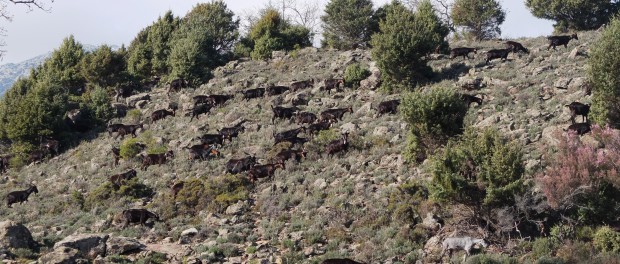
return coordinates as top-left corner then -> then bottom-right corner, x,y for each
542,126 -> 565,147
373,126 -> 390,136
340,122 -> 359,133
421,212 -> 441,230
289,231 -> 304,242
106,236 -> 144,255
225,201 -> 246,215
554,77 -> 572,89
38,246 -> 80,264
0,220 -> 36,250
179,228 -> 199,244
313,178 -> 327,190
272,50 -> 286,60
54,233 -> 109,259
126,93 -> 150,107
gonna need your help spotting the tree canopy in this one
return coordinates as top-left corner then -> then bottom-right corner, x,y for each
321,0 -> 375,49
526,0 -> 619,32
451,0 -> 506,40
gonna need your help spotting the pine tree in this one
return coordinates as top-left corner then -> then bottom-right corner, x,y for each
526,0 -> 619,32
321,0 -> 374,49
451,0 -> 505,40
589,16 -> 620,127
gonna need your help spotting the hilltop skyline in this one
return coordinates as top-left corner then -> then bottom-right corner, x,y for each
0,0 -> 553,65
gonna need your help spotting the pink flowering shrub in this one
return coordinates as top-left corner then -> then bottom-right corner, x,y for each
537,125 -> 620,212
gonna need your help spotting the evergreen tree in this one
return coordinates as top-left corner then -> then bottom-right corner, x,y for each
526,0 -> 619,32
321,0 -> 374,49
451,0 -> 505,40
370,0 -> 449,90
168,1 -> 239,85
248,8 -> 312,60
588,16 -> 620,127
80,45 -> 127,89
39,35 -> 86,94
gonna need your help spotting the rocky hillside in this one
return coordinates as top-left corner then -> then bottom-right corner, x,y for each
0,30 -> 597,264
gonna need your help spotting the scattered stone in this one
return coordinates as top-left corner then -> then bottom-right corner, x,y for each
38,246 -> 80,264
0,220 -> 36,250
106,236 -> 144,255
313,178 -> 327,190
126,93 -> 150,107
225,201 -> 246,216
340,122 -> 359,133
54,233 -> 109,259
554,77 -> 572,89
373,126 -> 390,136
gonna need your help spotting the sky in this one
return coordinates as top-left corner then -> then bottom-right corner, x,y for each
0,0 -> 554,65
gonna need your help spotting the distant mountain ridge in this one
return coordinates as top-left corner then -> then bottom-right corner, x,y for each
0,44 -> 118,96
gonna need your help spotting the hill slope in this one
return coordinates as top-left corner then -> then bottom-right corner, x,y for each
0,31 -> 598,264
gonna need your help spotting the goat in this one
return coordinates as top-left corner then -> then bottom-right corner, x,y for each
266,85 -> 290,96
275,148 -> 306,164
326,132 -> 349,157
114,86 -> 132,102
121,208 -> 160,228
486,48 -> 512,65
0,154 -> 11,174
107,123 -> 127,136
322,78 -> 345,94
111,147 -> 121,166
151,109 -> 175,123
192,95 -> 216,107
307,121 -> 332,136
241,88 -> 265,100
167,78 -> 188,95
290,79 -> 314,91
271,105 -> 300,124
171,181 -> 184,199
274,127 -> 306,143
218,122 -> 246,142
565,123 -> 591,136
188,103 -> 212,121
141,151 -> 174,171
6,185 -> 38,208
109,169 -> 137,189
441,236 -> 488,257
295,112 -> 318,125
247,162 -> 285,183
375,99 -> 400,115
450,47 -> 477,60
461,94 -> 484,107
196,133 -> 225,146
274,136 -> 309,147
117,123 -> 143,138
547,34 -> 578,50
226,155 -> 257,174
505,41 -> 529,54
186,143 -> 220,161
565,102 -> 590,124
320,107 -> 353,123
322,259 -> 366,264
28,149 -> 47,164
208,94 -> 235,107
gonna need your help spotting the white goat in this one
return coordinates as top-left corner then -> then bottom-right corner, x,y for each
441,236 -> 488,256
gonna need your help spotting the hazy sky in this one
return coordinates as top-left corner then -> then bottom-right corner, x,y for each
0,0 -> 553,65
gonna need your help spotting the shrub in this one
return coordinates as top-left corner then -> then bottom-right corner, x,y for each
119,138 -> 143,160
386,181 -> 428,223
321,0 -> 375,49
248,8 -> 312,60
536,125 -> 620,223
451,0 -> 506,40
370,1 -> 449,89
400,85 -> 467,161
588,16 -> 620,127
428,128 -> 525,206
84,180 -> 153,210
594,226 -> 620,253
530,237 -> 559,260
344,63 -> 370,88
465,254 -> 518,264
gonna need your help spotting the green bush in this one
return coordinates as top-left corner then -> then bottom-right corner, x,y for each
451,0 -> 506,40
400,85 -> 467,161
321,0 -> 375,50
589,16 -> 620,127
535,256 -> 565,264
530,237 -> 559,260
428,128 -> 525,206
344,63 -> 371,88
465,254 -> 518,264
594,226 -> 620,253
84,179 -> 153,210
248,8 -> 312,60
386,181 -> 428,223
119,138 -> 143,160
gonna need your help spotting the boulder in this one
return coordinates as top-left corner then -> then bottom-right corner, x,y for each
0,220 -> 36,250
38,246 -> 80,264
542,125 -> 565,147
125,93 -> 150,107
340,122 -> 359,133
225,201 -> 246,215
106,236 -> 144,255
54,233 -> 109,259
179,228 -> 199,245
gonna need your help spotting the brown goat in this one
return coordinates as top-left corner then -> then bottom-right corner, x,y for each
326,132 -> 349,157
322,78 -> 345,94
121,208 -> 160,228
320,107 -> 353,123
290,79 -> 314,91
322,259 -> 366,264
151,109 -> 175,123
461,94 -> 484,107
450,47 -> 477,60
109,169 -> 137,188
275,148 -> 306,164
505,41 -> 529,54
247,162 -> 285,183
295,111 -> 318,125
141,151 -> 174,171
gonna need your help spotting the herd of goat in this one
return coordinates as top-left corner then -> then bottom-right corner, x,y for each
1,33 -> 593,263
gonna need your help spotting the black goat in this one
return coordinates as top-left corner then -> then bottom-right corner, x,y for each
322,259 -> 366,264
151,109 -> 175,123
505,41 -> 529,54
241,88 -> 266,100
196,133 -> 225,145
320,107 -> 353,123
266,85 -> 290,96
109,169 -> 137,189
565,102 -> 590,124
307,121 -> 332,136
375,99 -> 401,115
274,127 -> 306,143
6,185 -> 38,208
566,123 -> 591,136
275,148 -> 306,164
271,105 -> 300,124
548,34 -> 578,50
450,47 -> 477,60
461,94 -> 484,107
122,208 -> 160,228
188,103 -> 213,121
247,162 -> 285,183
486,48 -> 512,65
295,112 -> 318,125
167,78 -> 188,95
